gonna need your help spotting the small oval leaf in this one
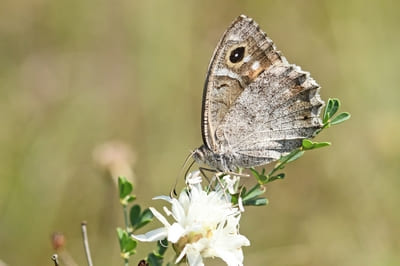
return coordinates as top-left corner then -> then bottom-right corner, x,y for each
313,142 -> 331,149
118,177 -> 133,199
329,98 -> 340,118
135,209 -> 154,230
302,139 -> 314,149
286,151 -> 305,162
323,98 -> 341,123
242,184 -> 264,201
331,112 -> 351,125
130,205 -> 141,226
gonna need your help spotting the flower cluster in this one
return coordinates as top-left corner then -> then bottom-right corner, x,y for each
133,171 -> 249,266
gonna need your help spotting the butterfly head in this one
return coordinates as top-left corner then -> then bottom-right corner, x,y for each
193,145 -> 237,172
192,145 -> 207,166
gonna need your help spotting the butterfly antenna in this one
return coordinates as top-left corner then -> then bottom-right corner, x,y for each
183,157 -> 196,180
170,151 -> 196,197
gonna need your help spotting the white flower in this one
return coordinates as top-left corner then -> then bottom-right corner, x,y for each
133,171 -> 250,266
218,174 -> 240,195
185,170 -> 203,186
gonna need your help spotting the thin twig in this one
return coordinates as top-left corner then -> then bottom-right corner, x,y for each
81,221 -> 94,266
123,205 -> 130,232
51,254 -> 59,266
122,206 -> 131,266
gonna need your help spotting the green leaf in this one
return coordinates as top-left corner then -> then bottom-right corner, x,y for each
131,206 -> 153,230
302,139 -> 313,149
268,173 -> 285,182
323,99 -> 333,122
323,98 -> 340,123
147,239 -> 168,266
117,227 -> 124,245
135,209 -> 154,230
147,254 -> 162,266
242,184 -> 265,202
117,228 -> 137,255
243,197 -> 268,206
130,205 -> 141,227
241,184 -> 268,206
286,150 -> 305,162
279,149 -> 303,163
250,168 -> 268,183
302,139 -> 331,150
127,195 -> 136,202
123,237 -> 137,253
230,193 -> 240,205
331,112 -> 351,125
155,239 -> 168,256
312,142 -> 331,149
118,177 -> 133,199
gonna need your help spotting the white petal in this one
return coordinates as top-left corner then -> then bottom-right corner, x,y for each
178,190 -> 190,210
234,235 -> 250,247
238,197 -> 244,212
167,223 -> 185,243
186,170 -> 202,185
132,227 -> 167,242
214,248 -> 243,266
163,206 -> 173,217
222,175 -> 240,194
186,246 -> 204,266
149,207 -> 170,227
153,195 -> 173,203
175,245 -> 187,264
171,198 -> 186,222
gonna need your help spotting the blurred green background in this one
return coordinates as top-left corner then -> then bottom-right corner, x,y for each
1,0 -> 399,265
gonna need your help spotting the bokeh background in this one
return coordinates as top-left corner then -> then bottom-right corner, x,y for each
1,0 -> 399,265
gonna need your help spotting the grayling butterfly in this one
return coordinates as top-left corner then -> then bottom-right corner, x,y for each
192,15 -> 324,172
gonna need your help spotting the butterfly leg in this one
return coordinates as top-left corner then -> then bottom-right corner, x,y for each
226,169 -> 250,178
199,167 -> 217,185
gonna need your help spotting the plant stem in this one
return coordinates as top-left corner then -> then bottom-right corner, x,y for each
81,221 -> 94,266
267,148 -> 301,179
122,205 -> 130,266
123,205 -> 130,232
51,254 -> 59,266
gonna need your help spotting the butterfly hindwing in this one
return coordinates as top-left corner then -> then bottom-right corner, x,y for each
218,64 -> 323,163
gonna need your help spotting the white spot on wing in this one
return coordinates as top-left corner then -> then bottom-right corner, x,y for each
227,34 -> 241,41
214,68 -> 244,87
243,55 -> 251,63
215,68 -> 240,80
251,61 -> 260,71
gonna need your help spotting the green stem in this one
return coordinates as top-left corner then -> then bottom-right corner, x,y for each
122,205 -> 130,266
315,121 -> 330,135
123,205 -> 130,232
267,148 -> 302,179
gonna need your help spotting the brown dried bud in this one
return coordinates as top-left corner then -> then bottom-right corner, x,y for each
51,232 -> 65,251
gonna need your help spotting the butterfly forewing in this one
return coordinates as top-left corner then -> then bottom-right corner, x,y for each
202,15 -> 281,153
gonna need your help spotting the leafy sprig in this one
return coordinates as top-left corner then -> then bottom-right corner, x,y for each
115,97 -> 350,265
117,177 -> 158,266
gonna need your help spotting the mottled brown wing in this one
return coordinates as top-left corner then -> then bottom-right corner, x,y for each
218,64 -> 323,162
202,15 -> 324,162
201,15 -> 283,153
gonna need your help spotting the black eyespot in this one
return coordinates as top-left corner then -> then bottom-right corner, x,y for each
229,46 -> 245,63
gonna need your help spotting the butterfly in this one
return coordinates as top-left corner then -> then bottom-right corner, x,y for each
192,15 -> 324,172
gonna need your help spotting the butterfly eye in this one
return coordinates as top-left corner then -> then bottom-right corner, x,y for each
229,46 -> 245,63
